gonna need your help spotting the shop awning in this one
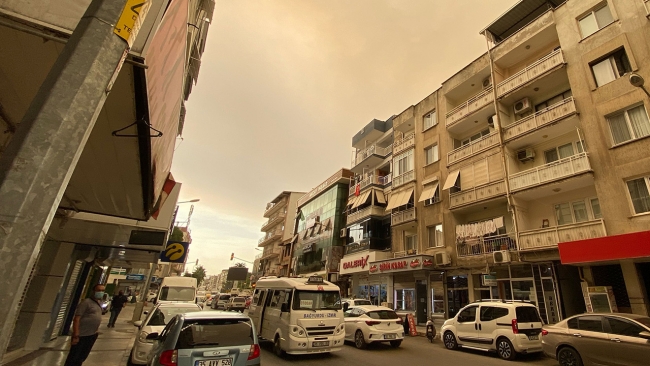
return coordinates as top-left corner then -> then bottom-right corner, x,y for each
352,190 -> 371,209
385,190 -> 404,210
397,188 -> 414,207
558,230 -> 650,265
418,182 -> 439,202
375,190 -> 386,204
442,170 -> 460,190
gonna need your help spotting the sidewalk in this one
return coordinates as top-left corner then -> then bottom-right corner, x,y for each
6,303 -> 150,366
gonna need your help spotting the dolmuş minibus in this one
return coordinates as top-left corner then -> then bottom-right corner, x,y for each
248,276 -> 345,356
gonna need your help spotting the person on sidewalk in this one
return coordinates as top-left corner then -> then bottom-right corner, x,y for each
64,284 -> 105,366
107,290 -> 128,328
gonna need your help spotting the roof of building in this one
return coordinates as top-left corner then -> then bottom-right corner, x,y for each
480,0 -> 565,39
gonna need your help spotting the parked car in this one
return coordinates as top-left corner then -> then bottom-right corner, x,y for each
146,311 -> 261,366
441,300 -> 543,360
205,297 -> 214,307
542,313 -> 650,366
341,298 -> 372,309
212,294 -> 231,310
344,305 -> 404,349
226,296 -> 247,312
129,302 -> 202,365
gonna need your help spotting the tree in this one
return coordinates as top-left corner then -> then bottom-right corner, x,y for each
191,265 -> 207,286
170,226 -> 184,241
234,262 -> 246,268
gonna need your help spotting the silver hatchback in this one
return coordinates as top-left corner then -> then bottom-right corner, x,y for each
146,311 -> 260,366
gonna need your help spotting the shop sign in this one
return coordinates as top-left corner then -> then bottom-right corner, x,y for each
369,255 -> 434,274
481,274 -> 497,287
340,251 -> 377,275
125,274 -> 146,281
342,255 -> 369,270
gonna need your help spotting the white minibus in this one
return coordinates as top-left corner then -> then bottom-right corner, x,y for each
155,276 -> 197,304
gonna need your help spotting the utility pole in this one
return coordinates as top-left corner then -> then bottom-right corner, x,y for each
0,0 -> 148,357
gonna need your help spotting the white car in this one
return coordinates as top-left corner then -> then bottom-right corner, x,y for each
441,300 -> 543,360
341,298 -> 372,311
344,305 -> 405,349
128,303 -> 201,365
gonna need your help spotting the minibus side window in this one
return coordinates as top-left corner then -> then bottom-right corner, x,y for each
256,290 -> 266,306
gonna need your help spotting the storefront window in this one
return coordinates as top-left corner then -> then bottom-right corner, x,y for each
511,280 -> 536,306
510,264 -> 533,278
395,289 -> 415,311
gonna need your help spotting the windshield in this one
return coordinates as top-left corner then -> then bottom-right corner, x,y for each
176,318 -> 254,349
159,287 -> 195,301
516,307 -> 542,323
219,295 -> 230,300
367,310 -> 398,319
292,291 -> 341,311
147,306 -> 201,326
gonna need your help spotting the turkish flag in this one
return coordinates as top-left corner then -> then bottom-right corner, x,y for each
355,184 -> 360,196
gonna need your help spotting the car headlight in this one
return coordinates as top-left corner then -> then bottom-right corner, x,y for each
289,326 -> 307,338
336,324 -> 345,334
138,331 -> 152,343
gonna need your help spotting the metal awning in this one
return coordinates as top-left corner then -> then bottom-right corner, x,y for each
385,190 -> 404,211
418,182 -> 439,202
397,188 -> 414,207
443,170 -> 460,190
352,190 -> 372,209
481,0 -> 565,40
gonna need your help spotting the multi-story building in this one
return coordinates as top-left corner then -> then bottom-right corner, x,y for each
365,0 -> 650,324
291,169 -> 353,287
258,191 -> 305,276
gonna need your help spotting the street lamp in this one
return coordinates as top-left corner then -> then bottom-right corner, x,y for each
629,73 -> 650,98
178,199 -> 200,204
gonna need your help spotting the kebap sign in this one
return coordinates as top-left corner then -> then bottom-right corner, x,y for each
368,255 -> 434,274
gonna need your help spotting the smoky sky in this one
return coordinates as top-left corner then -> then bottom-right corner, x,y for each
171,0 -> 516,276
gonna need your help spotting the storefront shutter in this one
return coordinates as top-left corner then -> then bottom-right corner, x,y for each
50,260 -> 83,340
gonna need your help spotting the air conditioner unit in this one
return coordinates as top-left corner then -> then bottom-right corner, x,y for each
487,114 -> 497,128
493,250 -> 511,264
435,252 -> 451,266
406,249 -> 417,255
482,76 -> 492,89
340,229 -> 347,238
516,148 -> 535,162
513,97 -> 532,115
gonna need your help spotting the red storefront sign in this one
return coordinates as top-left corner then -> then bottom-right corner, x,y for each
406,313 -> 418,337
342,255 -> 369,270
379,260 -> 407,272
558,230 -> 650,264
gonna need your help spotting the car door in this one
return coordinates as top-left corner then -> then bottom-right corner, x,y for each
477,305 -> 509,347
567,315 -> 611,365
344,308 -> 362,340
604,316 -> 650,366
455,305 -> 479,345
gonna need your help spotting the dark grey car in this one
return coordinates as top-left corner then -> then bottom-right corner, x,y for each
146,311 -> 260,366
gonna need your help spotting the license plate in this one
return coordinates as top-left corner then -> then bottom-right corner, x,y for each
312,341 -> 330,347
528,335 -> 539,340
384,334 -> 397,339
197,358 -> 232,366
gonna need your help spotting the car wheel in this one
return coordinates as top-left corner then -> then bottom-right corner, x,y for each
389,340 -> 402,348
126,350 -> 136,366
354,330 -> 367,349
273,335 -> 285,357
558,347 -> 583,366
496,337 -> 516,361
443,331 -> 458,350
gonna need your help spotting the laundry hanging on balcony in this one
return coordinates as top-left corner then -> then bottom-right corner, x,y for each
456,217 -> 504,239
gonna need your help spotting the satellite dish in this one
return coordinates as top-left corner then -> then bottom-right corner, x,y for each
629,73 -> 645,88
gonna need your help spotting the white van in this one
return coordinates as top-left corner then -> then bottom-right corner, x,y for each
249,276 -> 345,356
155,276 -> 197,304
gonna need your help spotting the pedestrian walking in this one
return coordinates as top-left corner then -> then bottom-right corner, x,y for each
107,290 -> 128,328
64,284 -> 105,366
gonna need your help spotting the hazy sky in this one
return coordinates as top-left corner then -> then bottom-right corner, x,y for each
171,0 -> 516,276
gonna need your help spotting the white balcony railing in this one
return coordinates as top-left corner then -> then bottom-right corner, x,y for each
393,132 -> 415,155
446,87 -> 494,128
449,180 -> 506,209
447,132 -> 500,165
457,233 -> 517,257
509,153 -> 591,192
503,97 -> 577,142
349,174 -> 393,196
518,219 -> 606,251
391,207 -> 416,226
497,49 -> 565,97
258,229 -> 282,245
347,205 -> 387,225
352,144 -> 392,167
393,249 -> 417,258
392,170 -> 415,188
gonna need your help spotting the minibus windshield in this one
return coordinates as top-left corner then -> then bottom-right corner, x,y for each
292,290 -> 341,311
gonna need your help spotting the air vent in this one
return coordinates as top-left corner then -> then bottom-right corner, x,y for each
435,252 -> 451,266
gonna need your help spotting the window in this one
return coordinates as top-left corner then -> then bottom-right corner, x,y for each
405,235 -> 417,252
292,291 -> 341,310
544,143 -> 575,163
177,318 -> 254,348
159,287 -> 196,302
459,129 -> 490,147
607,105 -> 650,145
590,198 -> 602,219
427,224 -> 444,248
146,306 -> 201,326
626,177 -> 650,214
579,3 -> 614,38
606,317 -> 646,338
423,110 -> 437,130
535,90 -> 573,111
591,48 -> 632,87
394,149 -> 414,176
516,307 -> 542,323
555,199 -> 597,225
425,144 -> 439,165
367,310 -> 399,319
395,289 -> 415,311
576,316 -> 605,332
457,306 -> 477,323
480,306 -> 509,321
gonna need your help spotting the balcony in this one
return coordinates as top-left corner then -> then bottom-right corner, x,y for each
509,153 -> 592,193
258,229 -> 282,247
347,205 -> 387,225
447,132 -> 500,166
457,233 -> 517,257
392,170 -> 415,188
446,87 -> 494,130
497,49 -> 565,98
449,180 -> 506,209
518,219 -> 606,251
393,132 -> 415,155
261,247 -> 282,260
503,97 -> 577,145
352,144 -> 392,172
263,198 -> 286,218
391,207 -> 416,226
393,249 -> 417,258
349,174 -> 392,196
261,212 -> 286,232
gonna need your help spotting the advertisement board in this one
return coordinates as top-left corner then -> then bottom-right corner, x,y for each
227,267 -> 248,281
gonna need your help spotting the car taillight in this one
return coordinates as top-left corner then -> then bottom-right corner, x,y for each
248,344 -> 261,360
365,321 -> 381,326
541,329 -> 549,336
511,319 -> 518,334
396,318 -> 403,324
159,350 -> 177,366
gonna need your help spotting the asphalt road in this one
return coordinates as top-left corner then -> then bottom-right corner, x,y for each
258,336 -> 559,366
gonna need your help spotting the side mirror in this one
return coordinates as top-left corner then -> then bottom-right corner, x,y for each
133,321 -> 143,327
145,332 -> 159,340
639,331 -> 650,340
343,303 -> 349,312
281,303 -> 289,312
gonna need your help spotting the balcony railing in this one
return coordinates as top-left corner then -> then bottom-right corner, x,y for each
509,153 -> 591,192
391,207 -> 416,226
347,205 -> 387,225
263,198 -> 287,217
261,212 -> 286,231
393,249 -> 417,258
261,248 -> 282,260
379,175 -> 392,186
349,174 -> 393,196
518,219 -> 606,251
447,132 -> 500,165
503,97 -> 577,142
496,49 -> 565,97
449,180 -> 506,209
446,87 -> 494,128
352,144 -> 392,167
456,233 -> 517,257
392,170 -> 415,188
393,132 -> 415,155
258,229 -> 282,246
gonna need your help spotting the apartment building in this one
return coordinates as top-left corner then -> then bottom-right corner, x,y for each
257,191 -> 305,276
360,0 -> 650,324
